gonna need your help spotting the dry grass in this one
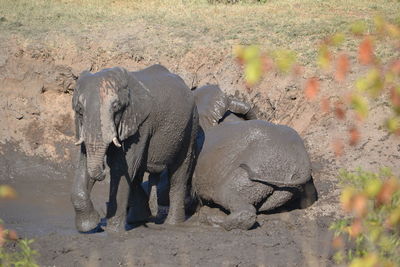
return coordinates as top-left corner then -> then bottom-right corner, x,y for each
0,0 -> 399,63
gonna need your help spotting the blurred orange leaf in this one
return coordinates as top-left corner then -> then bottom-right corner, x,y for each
335,54 -> 350,82
332,236 -> 344,249
352,193 -> 368,217
348,219 -> 363,238
334,101 -> 346,120
391,60 -> 400,75
390,87 -> 400,108
304,77 -> 320,100
332,139 -> 345,157
358,37 -> 374,65
376,178 -> 399,206
0,225 -> 4,247
349,126 -> 360,146
7,230 -> 18,241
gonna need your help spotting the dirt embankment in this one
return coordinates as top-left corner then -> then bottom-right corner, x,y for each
0,31 -> 399,266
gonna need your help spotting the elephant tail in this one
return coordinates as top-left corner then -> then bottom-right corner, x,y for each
239,163 -> 310,187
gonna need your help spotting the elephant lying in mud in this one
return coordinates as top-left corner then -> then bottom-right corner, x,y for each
148,85 -> 317,230
71,64 -> 198,232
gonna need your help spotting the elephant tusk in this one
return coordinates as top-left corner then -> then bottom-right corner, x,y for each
74,138 -> 84,146
113,137 -> 122,147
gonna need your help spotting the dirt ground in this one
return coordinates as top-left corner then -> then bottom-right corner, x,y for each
0,18 -> 399,266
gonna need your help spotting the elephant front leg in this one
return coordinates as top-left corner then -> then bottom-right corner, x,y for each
106,174 -> 131,232
106,145 -> 151,232
71,151 -> 101,232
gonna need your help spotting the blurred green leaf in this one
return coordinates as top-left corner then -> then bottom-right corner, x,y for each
374,15 -> 385,32
0,185 -> 17,199
365,178 -> 383,198
331,33 -> 345,46
245,59 -> 262,85
355,69 -> 383,97
350,94 -> 369,119
350,20 -> 367,35
272,49 -> 297,73
317,44 -> 331,69
386,117 -> 400,133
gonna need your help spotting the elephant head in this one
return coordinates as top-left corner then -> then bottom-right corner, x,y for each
72,67 -> 150,181
193,85 -> 257,130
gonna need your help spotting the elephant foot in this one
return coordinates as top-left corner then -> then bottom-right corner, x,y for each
222,207 -> 257,231
106,216 -> 126,233
75,210 -> 101,233
197,206 -> 225,227
164,212 -> 185,225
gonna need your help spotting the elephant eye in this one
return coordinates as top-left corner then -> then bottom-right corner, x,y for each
112,101 -> 122,111
75,104 -> 84,116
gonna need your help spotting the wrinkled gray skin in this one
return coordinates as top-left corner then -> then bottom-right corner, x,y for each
194,85 -> 257,130
145,84 -> 257,214
71,64 -> 198,232
148,85 -> 315,230
191,85 -> 314,230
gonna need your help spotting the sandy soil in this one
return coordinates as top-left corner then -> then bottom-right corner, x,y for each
0,27 -> 399,266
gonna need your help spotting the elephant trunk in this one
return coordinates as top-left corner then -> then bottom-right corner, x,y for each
86,143 -> 108,181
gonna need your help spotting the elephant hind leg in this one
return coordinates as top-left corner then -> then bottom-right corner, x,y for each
258,190 -> 294,212
165,114 -> 198,225
209,187 -> 257,230
165,154 -> 192,225
198,202 -> 256,231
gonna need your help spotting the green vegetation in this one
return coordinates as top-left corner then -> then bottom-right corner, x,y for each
0,239 -> 39,267
330,169 -> 400,266
0,185 -> 39,267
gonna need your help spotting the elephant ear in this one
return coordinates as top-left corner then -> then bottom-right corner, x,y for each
118,72 -> 152,141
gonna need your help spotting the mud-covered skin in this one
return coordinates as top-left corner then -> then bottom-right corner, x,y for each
193,120 -> 313,230
71,64 -> 198,232
147,85 -> 315,230
193,85 -> 257,130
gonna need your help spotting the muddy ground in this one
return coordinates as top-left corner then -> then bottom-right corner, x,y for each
0,24 -> 399,266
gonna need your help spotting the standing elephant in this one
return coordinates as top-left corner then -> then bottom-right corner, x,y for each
71,64 -> 198,232
191,85 -> 316,230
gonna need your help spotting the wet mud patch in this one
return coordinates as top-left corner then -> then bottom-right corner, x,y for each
0,143 -> 336,266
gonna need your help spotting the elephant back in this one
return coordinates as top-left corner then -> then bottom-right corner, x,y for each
198,120 -> 312,187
